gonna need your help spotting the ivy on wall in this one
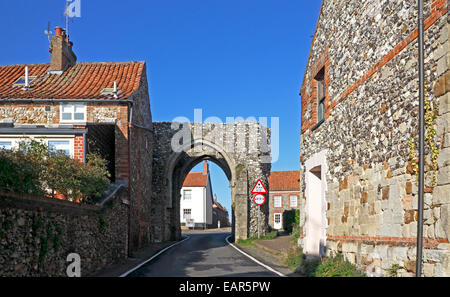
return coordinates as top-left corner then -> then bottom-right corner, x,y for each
408,80 -> 440,187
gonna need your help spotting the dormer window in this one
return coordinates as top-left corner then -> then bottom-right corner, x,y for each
60,104 -> 86,123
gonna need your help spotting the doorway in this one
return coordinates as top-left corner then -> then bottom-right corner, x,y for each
304,150 -> 328,258
274,213 -> 282,230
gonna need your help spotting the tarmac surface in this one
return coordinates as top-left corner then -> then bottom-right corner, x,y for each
126,231 -> 281,277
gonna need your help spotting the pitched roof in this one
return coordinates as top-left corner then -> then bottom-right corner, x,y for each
213,200 -> 227,212
269,171 -> 300,192
183,172 -> 208,187
0,61 -> 145,100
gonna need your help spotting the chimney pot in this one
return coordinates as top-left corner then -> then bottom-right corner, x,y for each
55,27 -> 63,36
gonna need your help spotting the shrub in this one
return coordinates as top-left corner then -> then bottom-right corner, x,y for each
0,139 -> 110,203
314,254 -> 365,277
302,258 -> 321,276
0,140 -> 47,195
282,209 -> 297,233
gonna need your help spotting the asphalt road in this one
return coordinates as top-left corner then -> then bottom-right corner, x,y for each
127,232 -> 281,277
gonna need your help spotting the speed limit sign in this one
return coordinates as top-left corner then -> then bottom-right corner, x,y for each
253,194 -> 266,206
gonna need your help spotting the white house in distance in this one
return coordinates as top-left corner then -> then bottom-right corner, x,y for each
180,161 -> 213,229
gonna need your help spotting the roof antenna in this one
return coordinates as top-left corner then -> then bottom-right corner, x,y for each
44,21 -> 53,49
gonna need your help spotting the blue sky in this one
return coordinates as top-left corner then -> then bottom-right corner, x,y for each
0,0 -> 322,220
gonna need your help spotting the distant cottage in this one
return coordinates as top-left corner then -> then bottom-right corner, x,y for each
299,0 -> 449,276
180,161 -> 231,229
268,171 -> 300,230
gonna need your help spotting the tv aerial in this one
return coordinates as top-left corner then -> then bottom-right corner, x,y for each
44,21 -> 53,50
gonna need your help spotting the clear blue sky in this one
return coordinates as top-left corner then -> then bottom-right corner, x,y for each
0,0 -> 322,220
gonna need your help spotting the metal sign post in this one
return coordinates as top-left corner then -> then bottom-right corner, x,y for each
258,205 -> 261,239
253,193 -> 266,240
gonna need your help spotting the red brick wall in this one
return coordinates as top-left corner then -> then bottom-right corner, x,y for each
73,134 -> 84,162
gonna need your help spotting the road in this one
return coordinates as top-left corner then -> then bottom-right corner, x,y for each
127,231 -> 281,277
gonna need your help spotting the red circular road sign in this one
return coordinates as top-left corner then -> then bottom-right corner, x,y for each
253,194 -> 266,206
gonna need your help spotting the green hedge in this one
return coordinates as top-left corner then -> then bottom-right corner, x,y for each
283,209 -> 300,234
0,139 -> 110,203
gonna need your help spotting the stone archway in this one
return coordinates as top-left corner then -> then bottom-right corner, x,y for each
151,121 -> 272,242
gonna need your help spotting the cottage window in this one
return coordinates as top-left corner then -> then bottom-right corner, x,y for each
274,196 -> 282,208
290,195 -> 298,208
316,68 -> 326,124
49,140 -> 71,156
0,141 -> 12,151
60,104 -> 86,123
183,190 -> 192,200
0,137 -> 74,157
183,209 -> 192,220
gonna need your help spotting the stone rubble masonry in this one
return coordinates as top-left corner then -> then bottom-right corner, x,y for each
300,0 -> 449,276
0,189 -> 128,277
151,121 -> 271,242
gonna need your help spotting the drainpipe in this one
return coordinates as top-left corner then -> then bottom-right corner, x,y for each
416,0 -> 425,278
127,103 -> 133,256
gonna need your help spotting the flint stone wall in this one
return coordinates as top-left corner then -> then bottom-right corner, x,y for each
152,121 -> 271,242
300,0 -> 449,276
0,190 -> 128,277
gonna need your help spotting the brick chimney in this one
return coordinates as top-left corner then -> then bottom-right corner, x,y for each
202,160 -> 209,176
48,27 -> 77,73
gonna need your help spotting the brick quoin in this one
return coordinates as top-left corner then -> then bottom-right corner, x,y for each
300,0 -> 448,134
73,134 -> 84,162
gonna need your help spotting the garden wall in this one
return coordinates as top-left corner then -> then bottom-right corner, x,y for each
0,189 -> 128,277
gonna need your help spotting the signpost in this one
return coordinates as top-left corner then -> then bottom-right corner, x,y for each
251,179 -> 268,239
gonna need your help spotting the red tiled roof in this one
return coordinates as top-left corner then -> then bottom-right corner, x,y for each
269,171 -> 300,191
0,61 -> 145,100
183,172 -> 208,187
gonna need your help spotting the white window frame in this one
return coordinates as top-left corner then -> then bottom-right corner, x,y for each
183,209 -> 192,220
290,195 -> 298,208
0,140 -> 13,151
183,189 -> 192,200
0,136 -> 75,158
274,196 -> 282,208
60,104 -> 87,124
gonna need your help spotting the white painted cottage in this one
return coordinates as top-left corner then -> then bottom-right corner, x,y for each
180,161 -> 213,229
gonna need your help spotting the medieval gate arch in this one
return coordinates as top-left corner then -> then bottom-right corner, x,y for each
151,121 -> 272,242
